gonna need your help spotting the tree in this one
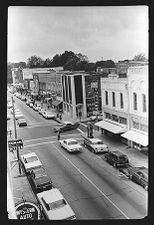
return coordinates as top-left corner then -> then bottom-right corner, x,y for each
43,58 -> 52,67
7,62 -> 13,84
27,55 -> 44,68
95,60 -> 115,69
84,63 -> 96,72
133,53 -> 148,62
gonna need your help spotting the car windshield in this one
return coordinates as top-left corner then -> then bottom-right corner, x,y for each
26,156 -> 38,163
93,141 -> 103,145
68,141 -> 78,145
49,199 -> 66,210
119,155 -> 128,161
35,173 -> 47,179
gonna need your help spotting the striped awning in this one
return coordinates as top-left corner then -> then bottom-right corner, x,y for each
121,130 -> 148,146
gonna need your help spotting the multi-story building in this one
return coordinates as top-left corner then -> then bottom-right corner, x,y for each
121,65 -> 148,150
61,71 -> 103,120
96,64 -> 148,150
11,67 -> 23,84
95,73 -> 129,141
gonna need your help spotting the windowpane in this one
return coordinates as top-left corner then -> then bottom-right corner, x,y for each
133,93 -> 137,110
142,94 -> 146,112
105,91 -> 108,105
120,93 -> 124,108
112,92 -> 116,107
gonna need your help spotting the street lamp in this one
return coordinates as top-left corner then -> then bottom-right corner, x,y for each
11,96 -> 22,175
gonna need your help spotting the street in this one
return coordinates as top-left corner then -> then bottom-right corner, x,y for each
7,93 -> 148,219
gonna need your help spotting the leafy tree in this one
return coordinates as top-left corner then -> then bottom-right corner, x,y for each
84,63 -> 96,72
7,62 -> 13,84
133,53 -> 148,62
27,55 -> 44,68
95,60 -> 115,69
13,62 -> 27,68
43,58 -> 52,67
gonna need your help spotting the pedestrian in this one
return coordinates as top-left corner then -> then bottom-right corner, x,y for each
59,114 -> 62,120
57,130 -> 61,140
9,130 -> 12,138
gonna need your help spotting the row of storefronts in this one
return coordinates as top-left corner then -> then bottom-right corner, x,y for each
11,63 -> 148,150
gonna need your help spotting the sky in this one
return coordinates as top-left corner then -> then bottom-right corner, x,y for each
8,6 -> 148,63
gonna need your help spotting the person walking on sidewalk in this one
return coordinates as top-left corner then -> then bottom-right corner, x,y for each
57,130 -> 61,141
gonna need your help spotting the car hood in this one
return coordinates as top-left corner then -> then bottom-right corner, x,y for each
68,144 -> 82,149
46,205 -> 75,220
24,161 -> 42,171
93,144 -> 107,148
34,176 -> 51,186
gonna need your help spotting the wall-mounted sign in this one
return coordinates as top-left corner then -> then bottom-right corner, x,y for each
15,201 -> 41,220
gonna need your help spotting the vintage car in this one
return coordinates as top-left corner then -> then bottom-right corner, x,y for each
54,121 -> 79,132
29,167 -> 53,193
37,188 -> 76,220
104,150 -> 129,168
20,152 -> 42,174
59,138 -> 82,153
83,136 -> 108,153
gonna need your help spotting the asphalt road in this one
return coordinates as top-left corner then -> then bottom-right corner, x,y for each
7,93 -> 148,219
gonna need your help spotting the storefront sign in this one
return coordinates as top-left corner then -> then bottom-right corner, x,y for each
15,201 -> 41,220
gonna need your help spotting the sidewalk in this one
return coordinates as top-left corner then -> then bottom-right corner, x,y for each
38,100 -> 148,169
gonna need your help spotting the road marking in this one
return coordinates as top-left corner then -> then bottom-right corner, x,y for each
24,133 -> 82,143
24,141 -> 56,148
52,143 -> 130,219
77,128 -> 84,134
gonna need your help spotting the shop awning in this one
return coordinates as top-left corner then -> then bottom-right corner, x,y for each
52,100 -> 62,107
121,130 -> 148,146
95,120 -> 127,134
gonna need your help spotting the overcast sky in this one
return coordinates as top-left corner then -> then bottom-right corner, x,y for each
8,6 -> 148,63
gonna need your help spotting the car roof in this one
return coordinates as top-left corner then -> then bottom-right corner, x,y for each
89,138 -> 103,143
64,138 -> 77,142
22,152 -> 38,158
111,150 -> 127,156
40,188 -> 64,203
63,121 -> 73,125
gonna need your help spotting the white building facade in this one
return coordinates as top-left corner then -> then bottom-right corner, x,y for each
96,74 -> 129,141
121,65 -> 148,150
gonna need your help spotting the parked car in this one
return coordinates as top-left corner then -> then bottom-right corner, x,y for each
26,100 -> 31,106
17,118 -> 27,127
15,113 -> 24,120
37,188 -> 76,220
20,152 -> 42,174
42,111 -> 55,119
54,121 -> 79,132
60,138 -> 82,153
11,108 -> 20,114
29,167 -> 53,193
7,103 -> 13,109
124,166 -> 148,190
29,102 -> 34,108
38,108 -> 46,115
83,136 -> 109,153
7,113 -> 11,120
21,95 -> 27,101
104,150 -> 129,168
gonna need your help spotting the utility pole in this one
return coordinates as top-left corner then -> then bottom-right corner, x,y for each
12,96 -> 22,175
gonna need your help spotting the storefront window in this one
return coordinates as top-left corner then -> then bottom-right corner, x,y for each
112,114 -> 118,122
105,112 -> 111,119
133,121 -> 139,129
119,117 -> 127,125
140,124 -> 148,132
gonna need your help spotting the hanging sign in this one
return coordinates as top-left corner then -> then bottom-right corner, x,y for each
15,201 -> 41,220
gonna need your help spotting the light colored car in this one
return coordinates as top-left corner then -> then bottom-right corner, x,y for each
38,108 -> 46,115
15,113 -> 24,120
60,138 -> 82,153
7,113 -> 11,120
42,111 -> 55,119
21,95 -> 27,101
20,152 -> 42,174
7,103 -> 13,109
37,188 -> 76,220
29,102 -> 34,108
83,137 -> 109,153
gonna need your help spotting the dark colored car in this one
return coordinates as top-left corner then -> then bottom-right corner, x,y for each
104,150 -> 129,168
17,118 -> 27,127
127,166 -> 148,190
29,167 -> 53,193
54,121 -> 79,132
